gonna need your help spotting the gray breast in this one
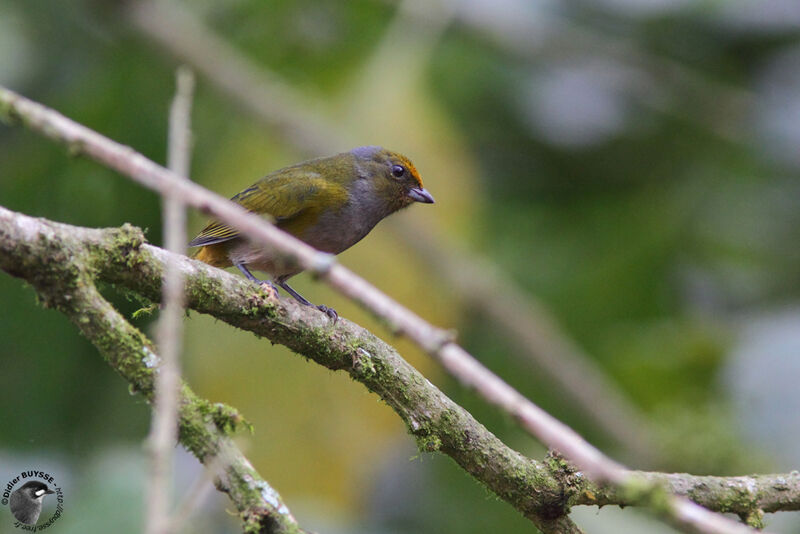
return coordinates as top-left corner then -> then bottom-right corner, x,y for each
229,178 -> 394,279
10,491 -> 42,525
301,177 -> 391,254
303,199 -> 385,254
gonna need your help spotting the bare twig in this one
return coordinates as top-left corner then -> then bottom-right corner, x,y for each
167,67 -> 194,178
145,66 -> 195,534
127,0 -> 655,461
0,85 -> 761,534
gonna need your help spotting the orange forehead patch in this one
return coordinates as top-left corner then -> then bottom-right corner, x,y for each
396,154 -> 423,188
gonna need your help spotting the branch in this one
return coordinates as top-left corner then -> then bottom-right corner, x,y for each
3,206 -> 797,531
0,209 -> 301,534
580,471 -> 800,524
0,85 -> 762,534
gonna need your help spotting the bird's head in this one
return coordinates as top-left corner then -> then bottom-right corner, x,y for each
349,146 -> 434,214
17,481 -> 54,501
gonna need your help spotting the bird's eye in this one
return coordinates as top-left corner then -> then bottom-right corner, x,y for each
391,165 -> 405,178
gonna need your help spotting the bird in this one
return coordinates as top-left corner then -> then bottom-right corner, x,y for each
189,146 -> 435,321
9,481 -> 55,525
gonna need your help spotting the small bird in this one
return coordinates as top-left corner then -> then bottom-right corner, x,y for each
9,481 -> 55,525
190,146 -> 435,320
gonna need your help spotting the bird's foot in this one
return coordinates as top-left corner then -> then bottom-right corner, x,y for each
317,304 -> 338,324
276,278 -> 338,323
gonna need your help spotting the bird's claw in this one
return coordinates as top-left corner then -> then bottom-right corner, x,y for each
317,304 -> 338,323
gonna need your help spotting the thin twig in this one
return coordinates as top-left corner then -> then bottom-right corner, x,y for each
0,86 -> 760,534
145,67 -> 195,534
167,67 -> 194,178
126,0 -> 656,461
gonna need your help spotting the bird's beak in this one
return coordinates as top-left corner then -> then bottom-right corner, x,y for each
46,489 -> 55,495
408,187 -> 435,204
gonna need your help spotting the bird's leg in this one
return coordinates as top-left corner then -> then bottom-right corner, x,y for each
276,279 -> 338,323
275,280 -> 312,306
235,263 -> 278,298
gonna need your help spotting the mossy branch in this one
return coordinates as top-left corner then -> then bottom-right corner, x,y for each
0,206 -> 582,533
0,208 -> 302,534
4,207 -> 800,532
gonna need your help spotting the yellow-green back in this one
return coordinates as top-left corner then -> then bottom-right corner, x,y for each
189,154 -> 353,247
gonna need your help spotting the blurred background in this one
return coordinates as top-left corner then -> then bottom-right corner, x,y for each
2,0 -> 800,532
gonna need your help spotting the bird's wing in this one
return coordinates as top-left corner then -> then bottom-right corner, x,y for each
188,171 -> 347,247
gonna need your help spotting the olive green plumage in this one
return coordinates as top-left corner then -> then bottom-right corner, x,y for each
190,146 -> 434,320
190,157 -> 352,248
